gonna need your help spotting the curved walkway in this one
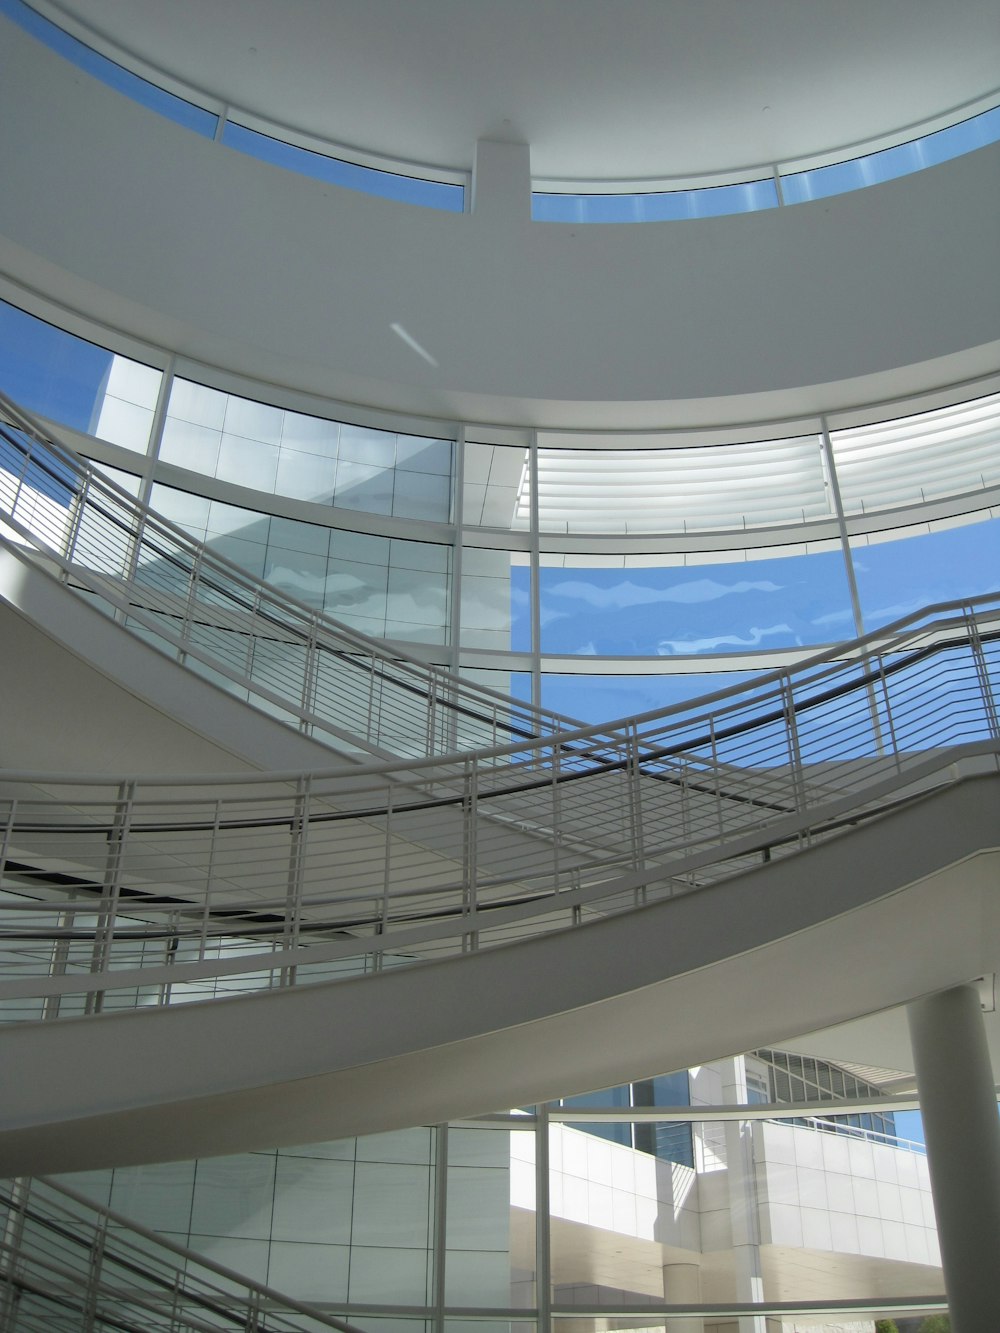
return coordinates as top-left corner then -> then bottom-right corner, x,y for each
0,768 -> 997,1174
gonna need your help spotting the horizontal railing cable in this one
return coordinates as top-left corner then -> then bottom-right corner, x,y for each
0,388 -> 589,760
0,1175 -> 369,1333
1,390 -> 999,1020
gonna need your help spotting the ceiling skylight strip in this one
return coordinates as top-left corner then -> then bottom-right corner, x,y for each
1,0 -> 217,136
2,0 -> 466,212
533,102 -> 1000,223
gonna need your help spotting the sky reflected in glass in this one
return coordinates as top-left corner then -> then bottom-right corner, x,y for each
852,517 -> 1000,630
538,549 -> 854,657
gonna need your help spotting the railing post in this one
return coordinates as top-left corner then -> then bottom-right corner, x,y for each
178,547 -> 205,665
627,723 -> 646,904
244,1284 -> 262,1331
81,1213 -> 109,1333
550,741 -> 562,906
781,672 -> 807,819
367,651 -> 380,746
300,613 -> 321,736
6,431 -> 32,519
60,468 -> 90,573
376,784 -> 394,972
281,775 -> 310,988
462,757 -> 479,951
874,646 -> 903,770
86,779 -> 135,1016
426,665 -> 439,757
43,895 -> 77,1022
114,486 -> 149,615
0,1177 -> 31,1330
709,716 -> 724,841
969,606 -> 1000,739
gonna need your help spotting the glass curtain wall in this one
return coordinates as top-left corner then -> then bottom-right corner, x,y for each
57,1052 -> 942,1328
2,294 -> 999,720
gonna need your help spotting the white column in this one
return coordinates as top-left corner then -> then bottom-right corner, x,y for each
907,984 -> 1000,1332
721,1057 -> 767,1333
662,1260 -> 702,1333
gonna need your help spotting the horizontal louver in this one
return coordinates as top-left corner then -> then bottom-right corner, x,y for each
526,436 -> 828,534
831,394 -> 1000,515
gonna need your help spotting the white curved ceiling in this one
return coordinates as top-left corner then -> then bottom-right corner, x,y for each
42,0 -> 1000,181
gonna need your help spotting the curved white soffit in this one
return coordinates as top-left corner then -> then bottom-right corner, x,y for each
0,776 -> 997,1174
1,21 -> 999,430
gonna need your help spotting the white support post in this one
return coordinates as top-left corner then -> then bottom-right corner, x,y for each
721,1056 -> 767,1333
661,1261 -> 702,1332
907,984 -> 1000,1331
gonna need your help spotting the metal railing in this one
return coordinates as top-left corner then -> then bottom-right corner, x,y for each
0,1175 -> 365,1332
793,1116 -> 928,1156
0,586 -> 997,1022
0,388 -> 584,761
1,388 -> 999,1023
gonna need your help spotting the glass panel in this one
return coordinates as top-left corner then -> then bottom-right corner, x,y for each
189,1153 -> 277,1241
461,546 -> 525,650
222,121 -> 465,211
783,103 -> 1000,204
463,439 -> 528,529
0,299 -> 160,451
852,514 -> 1000,629
385,537 -> 452,643
2,0 -> 218,136
149,484 -> 452,645
446,1126 -> 517,1307
540,669 -> 760,726
162,378 -> 453,520
532,177 -> 779,223
538,545 -> 853,657
548,1120 -> 701,1310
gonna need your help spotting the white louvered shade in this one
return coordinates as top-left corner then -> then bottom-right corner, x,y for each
526,435 -> 829,534
831,393 -> 1000,515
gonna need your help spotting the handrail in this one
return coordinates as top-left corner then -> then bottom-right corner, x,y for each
0,611 -> 996,1016
0,386 -> 590,762
790,1116 -> 928,1156
2,389 -> 999,1022
0,1175 -> 368,1332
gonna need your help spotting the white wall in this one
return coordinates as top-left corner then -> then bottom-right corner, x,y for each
758,1121 -> 939,1268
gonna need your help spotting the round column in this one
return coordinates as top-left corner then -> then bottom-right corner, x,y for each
907,984 -> 1000,1331
662,1261 -> 702,1332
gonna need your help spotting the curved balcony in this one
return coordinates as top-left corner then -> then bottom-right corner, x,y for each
1,397 -> 998,1171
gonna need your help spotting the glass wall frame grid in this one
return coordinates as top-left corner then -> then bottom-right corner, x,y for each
55,1082 -> 944,1331
3,287 -> 1000,713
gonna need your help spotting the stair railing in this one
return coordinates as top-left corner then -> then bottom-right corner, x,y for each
0,592 -> 996,1023
0,388 -> 589,762
0,1174 -> 367,1332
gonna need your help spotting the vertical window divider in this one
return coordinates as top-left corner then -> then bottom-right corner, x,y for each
449,425 -> 465,679
819,418 -> 865,642
529,431 -> 542,711
821,417 -> 888,754
535,1102 -> 552,1333
142,352 -> 175,511
431,1122 -> 448,1333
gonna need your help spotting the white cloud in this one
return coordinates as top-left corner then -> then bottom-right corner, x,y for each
811,607 -> 855,627
546,577 -> 782,610
657,623 -> 796,654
